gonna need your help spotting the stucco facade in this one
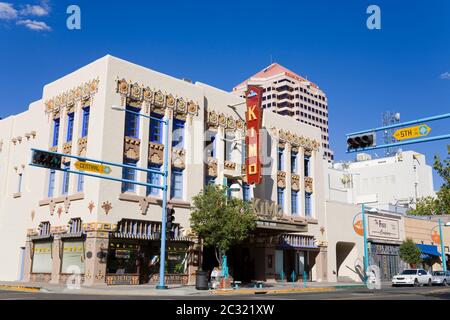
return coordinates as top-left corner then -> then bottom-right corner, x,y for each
0,55 -> 328,286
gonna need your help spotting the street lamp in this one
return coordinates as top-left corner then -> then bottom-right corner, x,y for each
111,105 -> 170,290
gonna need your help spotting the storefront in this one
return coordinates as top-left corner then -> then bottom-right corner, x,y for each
105,219 -> 194,285
367,213 -> 406,281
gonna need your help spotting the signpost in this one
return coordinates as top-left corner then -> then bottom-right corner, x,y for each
393,124 -> 431,141
74,161 -> 111,175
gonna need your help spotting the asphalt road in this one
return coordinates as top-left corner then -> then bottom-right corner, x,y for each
0,285 -> 449,300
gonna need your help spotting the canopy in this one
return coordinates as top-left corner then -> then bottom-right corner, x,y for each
417,244 -> 441,260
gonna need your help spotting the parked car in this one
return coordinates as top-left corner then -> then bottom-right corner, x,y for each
431,271 -> 450,286
392,269 -> 432,287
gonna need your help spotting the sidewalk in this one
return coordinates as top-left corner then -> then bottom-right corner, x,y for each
0,280 -> 372,297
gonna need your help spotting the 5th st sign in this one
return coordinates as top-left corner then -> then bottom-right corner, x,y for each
74,161 -> 112,175
393,124 -> 431,141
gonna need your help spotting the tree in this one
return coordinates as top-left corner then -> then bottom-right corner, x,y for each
408,145 -> 450,216
190,184 -> 257,268
399,238 -> 422,268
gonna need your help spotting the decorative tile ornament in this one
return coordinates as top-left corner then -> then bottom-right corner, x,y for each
139,198 -> 149,216
88,201 -> 95,214
31,210 -> 36,221
101,201 -> 113,215
45,78 -> 99,117
57,206 -> 63,218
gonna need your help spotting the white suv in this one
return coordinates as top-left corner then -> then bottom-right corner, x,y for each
392,269 -> 432,287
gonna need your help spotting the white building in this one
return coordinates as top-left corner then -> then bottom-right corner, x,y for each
325,151 -> 435,210
0,55 -> 329,285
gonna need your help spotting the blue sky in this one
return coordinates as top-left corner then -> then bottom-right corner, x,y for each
1,0 -> 449,189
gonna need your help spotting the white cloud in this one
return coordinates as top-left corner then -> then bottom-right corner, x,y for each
16,19 -> 51,31
440,72 -> 450,80
0,2 -> 18,20
20,1 -> 51,17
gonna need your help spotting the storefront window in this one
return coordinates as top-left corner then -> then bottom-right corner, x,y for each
61,240 -> 85,274
107,243 -> 139,274
32,242 -> 52,273
166,252 -> 188,274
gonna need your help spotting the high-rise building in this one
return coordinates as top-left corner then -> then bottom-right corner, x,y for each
232,63 -> 333,161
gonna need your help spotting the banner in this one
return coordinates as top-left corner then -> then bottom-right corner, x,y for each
245,85 -> 263,185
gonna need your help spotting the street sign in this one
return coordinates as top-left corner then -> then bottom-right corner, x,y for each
393,124 -> 431,141
74,161 -> 111,175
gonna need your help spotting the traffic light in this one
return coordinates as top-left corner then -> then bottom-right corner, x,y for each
31,150 -> 63,170
347,133 -> 376,151
166,207 -> 175,231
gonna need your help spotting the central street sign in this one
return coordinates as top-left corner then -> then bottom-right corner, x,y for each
393,124 -> 431,141
74,161 -> 112,175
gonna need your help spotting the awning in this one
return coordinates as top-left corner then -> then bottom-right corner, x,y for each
417,244 -> 441,260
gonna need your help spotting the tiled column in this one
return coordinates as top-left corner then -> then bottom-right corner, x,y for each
50,236 -> 62,284
83,230 -> 109,286
315,246 -> 328,282
23,239 -> 33,282
285,144 -> 292,216
299,147 -> 306,217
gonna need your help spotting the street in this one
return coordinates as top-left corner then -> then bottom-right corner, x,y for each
1,286 -> 449,300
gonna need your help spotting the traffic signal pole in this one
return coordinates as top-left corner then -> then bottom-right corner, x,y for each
346,112 -> 450,153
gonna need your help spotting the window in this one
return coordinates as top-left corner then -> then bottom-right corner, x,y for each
48,170 -> 56,198
121,158 -> 137,193
124,106 -> 140,138
147,164 -> 162,196
225,132 -> 235,161
150,113 -> 163,144
243,183 -> 251,202
62,162 -> 70,195
17,173 -> 23,193
278,147 -> 285,171
304,156 -> 311,177
305,192 -> 312,217
172,119 -> 185,149
81,107 -> 90,137
291,152 -> 298,173
277,188 -> 284,209
66,113 -> 74,142
77,174 -> 84,193
291,191 -> 299,215
206,131 -> 216,159
52,118 -> 60,147
171,169 -> 183,199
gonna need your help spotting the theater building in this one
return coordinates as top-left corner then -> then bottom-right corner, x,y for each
0,55 -> 328,286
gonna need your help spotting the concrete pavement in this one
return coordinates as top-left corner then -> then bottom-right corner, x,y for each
0,280 -> 368,297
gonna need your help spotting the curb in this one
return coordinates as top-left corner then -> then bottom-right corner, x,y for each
0,285 -> 41,293
211,287 -> 337,295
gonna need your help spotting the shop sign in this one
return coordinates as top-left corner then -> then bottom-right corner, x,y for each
245,85 -> 263,185
251,198 -> 283,219
368,216 -> 400,240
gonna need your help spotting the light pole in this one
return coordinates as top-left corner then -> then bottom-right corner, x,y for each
112,106 -> 170,289
435,219 -> 450,273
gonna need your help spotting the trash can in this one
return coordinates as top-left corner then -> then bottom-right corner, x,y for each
196,270 -> 209,290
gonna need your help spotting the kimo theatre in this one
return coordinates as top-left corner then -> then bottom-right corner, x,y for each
224,198 -> 322,283
208,85 -> 327,283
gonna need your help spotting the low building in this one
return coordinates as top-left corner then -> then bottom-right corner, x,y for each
326,151 -> 435,210
0,55 -> 329,286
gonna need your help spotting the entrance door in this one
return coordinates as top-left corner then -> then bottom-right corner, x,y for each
297,251 -> 306,275
275,250 -> 283,279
